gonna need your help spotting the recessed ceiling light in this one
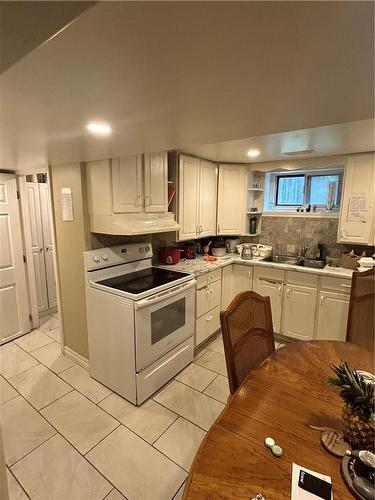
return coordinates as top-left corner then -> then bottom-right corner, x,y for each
86,122 -> 112,135
247,149 -> 260,158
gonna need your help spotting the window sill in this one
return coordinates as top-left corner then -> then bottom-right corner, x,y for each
262,212 -> 340,219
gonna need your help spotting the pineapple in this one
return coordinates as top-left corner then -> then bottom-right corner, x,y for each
328,362 -> 375,451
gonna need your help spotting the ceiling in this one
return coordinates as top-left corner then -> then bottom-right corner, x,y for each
183,119 -> 375,163
0,1 -> 374,172
0,2 -> 95,73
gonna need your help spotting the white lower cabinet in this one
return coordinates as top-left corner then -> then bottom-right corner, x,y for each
281,284 -> 317,340
221,264 -> 253,309
315,291 -> 349,341
253,268 -> 284,333
195,270 -> 222,346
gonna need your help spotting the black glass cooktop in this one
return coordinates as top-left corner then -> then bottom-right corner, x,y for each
97,267 -> 190,294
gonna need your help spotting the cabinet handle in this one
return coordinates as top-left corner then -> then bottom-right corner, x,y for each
206,315 -> 213,321
196,225 -> 199,235
145,195 -> 151,206
135,195 -> 143,207
45,247 -> 49,252
199,225 -> 203,233
286,288 -> 291,298
217,223 -> 221,232
341,283 -> 351,288
278,285 -> 283,296
320,295 -> 325,306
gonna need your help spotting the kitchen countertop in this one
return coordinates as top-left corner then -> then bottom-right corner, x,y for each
158,253 -> 355,279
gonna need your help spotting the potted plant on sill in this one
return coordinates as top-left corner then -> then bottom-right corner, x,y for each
328,362 -> 374,451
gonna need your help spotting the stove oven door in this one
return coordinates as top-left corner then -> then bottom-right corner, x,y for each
134,279 -> 196,371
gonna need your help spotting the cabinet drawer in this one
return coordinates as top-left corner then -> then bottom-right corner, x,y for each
253,266 -> 285,283
286,270 -> 318,288
196,306 -> 221,346
196,279 -> 221,318
320,276 -> 352,294
196,268 -> 222,289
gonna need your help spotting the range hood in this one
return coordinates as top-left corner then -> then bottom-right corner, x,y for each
89,212 -> 180,235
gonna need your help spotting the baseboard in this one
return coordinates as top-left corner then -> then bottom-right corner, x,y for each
63,346 -> 89,371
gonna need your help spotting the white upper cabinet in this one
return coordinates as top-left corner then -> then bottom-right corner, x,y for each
217,164 -> 246,235
144,152 -> 168,213
338,153 -> 375,245
112,155 -> 143,213
178,155 -> 217,241
198,160 -> 217,237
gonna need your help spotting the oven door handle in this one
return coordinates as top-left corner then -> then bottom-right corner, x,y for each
134,279 -> 196,309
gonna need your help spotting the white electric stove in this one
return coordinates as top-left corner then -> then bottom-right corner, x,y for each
84,242 -> 196,405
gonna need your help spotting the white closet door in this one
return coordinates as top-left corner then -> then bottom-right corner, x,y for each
26,182 -> 48,313
39,183 -> 57,309
0,174 -> 30,343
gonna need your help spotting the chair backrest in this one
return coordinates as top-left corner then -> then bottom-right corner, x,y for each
220,290 -> 275,394
346,267 -> 375,346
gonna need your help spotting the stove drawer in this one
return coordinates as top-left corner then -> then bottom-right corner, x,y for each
136,337 -> 193,404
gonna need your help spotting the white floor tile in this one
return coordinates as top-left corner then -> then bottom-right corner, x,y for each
11,434 -> 112,500
38,315 -> 59,333
14,330 -> 54,352
203,375 -> 230,403
8,364 -> 72,410
0,396 -> 56,465
99,394 -> 177,444
87,425 -> 186,500
0,344 -> 39,379
193,349 -> 228,376
153,380 -> 224,431
175,363 -> 217,392
105,488 -> 127,500
0,341 -> 14,351
0,376 -> 18,405
43,327 -> 61,343
6,469 -> 28,500
60,365 -> 112,403
173,481 -> 186,500
30,342 -> 75,374
206,336 -> 225,354
41,390 -> 119,454
154,417 -> 206,471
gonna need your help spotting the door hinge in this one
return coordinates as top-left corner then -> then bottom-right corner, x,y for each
29,314 -> 32,322
17,190 -> 20,199
23,254 -> 27,263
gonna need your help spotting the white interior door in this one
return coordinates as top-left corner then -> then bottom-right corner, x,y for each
26,182 -> 48,313
39,183 -> 57,309
0,174 -> 30,343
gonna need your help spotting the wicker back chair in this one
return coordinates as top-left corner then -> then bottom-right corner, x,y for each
220,291 -> 275,394
346,267 -> 375,346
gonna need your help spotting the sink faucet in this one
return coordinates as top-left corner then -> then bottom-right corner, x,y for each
300,244 -> 309,257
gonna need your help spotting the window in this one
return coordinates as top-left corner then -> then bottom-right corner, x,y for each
265,168 -> 343,212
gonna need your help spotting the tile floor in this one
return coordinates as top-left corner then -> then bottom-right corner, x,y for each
0,313 -> 285,500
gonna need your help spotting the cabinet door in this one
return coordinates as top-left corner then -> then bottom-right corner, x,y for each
233,264 -> 252,296
178,155 -> 199,240
112,156 -> 143,213
144,152 -> 168,213
282,284 -> 317,340
221,265 -> 233,309
198,160 -> 217,237
253,277 -> 283,332
26,182 -> 48,313
338,154 -> 375,244
316,291 -> 349,341
196,306 -> 221,346
217,165 -> 246,235
39,184 -> 57,309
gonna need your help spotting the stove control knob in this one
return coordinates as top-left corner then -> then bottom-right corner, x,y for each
145,246 -> 150,252
93,255 -> 100,263
102,254 -> 108,261
139,248 -> 144,253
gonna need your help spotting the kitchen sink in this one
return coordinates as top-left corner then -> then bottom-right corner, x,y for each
263,255 -> 325,269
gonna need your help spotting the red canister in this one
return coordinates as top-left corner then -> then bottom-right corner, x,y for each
159,246 -> 181,265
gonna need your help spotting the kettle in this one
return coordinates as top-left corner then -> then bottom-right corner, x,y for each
241,244 -> 253,260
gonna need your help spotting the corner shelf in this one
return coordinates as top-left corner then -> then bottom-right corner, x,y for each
247,211 -> 262,215
248,188 -> 264,192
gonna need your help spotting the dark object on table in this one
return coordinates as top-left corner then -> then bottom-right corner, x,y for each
341,454 -> 375,499
183,243 -> 196,259
298,470 -> 332,500
220,291 -> 275,394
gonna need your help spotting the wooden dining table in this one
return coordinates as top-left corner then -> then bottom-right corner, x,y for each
183,340 -> 374,499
